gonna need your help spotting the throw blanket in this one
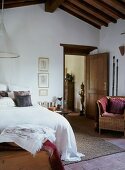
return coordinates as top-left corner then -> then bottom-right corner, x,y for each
0,124 -> 56,155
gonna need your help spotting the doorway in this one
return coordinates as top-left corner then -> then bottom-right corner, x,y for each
61,44 -> 109,120
61,44 -> 97,114
65,54 -> 86,112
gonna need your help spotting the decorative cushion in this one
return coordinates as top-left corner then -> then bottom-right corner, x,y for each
14,91 -> 30,98
98,97 -> 108,113
15,95 -> 32,107
8,91 -> 30,100
0,91 -> 8,97
102,112 -> 124,118
108,98 -> 125,114
8,92 -> 15,99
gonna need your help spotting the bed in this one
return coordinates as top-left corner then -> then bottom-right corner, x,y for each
0,150 -> 52,170
0,140 -> 64,170
0,83 -> 84,169
0,105 -> 84,160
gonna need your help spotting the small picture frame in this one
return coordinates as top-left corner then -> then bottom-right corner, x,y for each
38,57 -> 49,72
38,73 -> 49,88
39,89 -> 48,96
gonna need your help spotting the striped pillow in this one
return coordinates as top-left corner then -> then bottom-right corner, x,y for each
108,98 -> 125,114
98,97 -> 108,113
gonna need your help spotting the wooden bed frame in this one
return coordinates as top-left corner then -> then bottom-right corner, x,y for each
0,150 -> 52,170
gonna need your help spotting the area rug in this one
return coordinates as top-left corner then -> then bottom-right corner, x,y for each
63,115 -> 125,165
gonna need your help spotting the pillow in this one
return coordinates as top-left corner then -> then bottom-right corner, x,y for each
8,92 -> 15,99
15,95 -> 32,107
14,91 -> 30,98
98,97 -> 108,113
0,83 -> 7,91
0,91 -> 8,97
8,84 -> 31,98
108,98 -> 125,114
8,91 -> 30,100
0,97 -> 16,107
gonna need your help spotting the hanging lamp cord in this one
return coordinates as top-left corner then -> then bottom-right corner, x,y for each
1,0 -> 4,23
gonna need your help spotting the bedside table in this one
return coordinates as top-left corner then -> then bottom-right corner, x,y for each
48,107 -> 70,117
55,109 -> 71,117
48,106 -> 57,111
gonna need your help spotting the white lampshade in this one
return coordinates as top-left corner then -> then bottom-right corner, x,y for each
0,0 -> 20,58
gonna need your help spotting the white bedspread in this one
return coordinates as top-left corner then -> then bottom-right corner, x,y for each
0,124 -> 56,155
0,105 -> 84,161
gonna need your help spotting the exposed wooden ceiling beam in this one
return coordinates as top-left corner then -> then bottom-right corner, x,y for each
67,0 -> 109,26
102,0 -> 125,16
60,4 -> 101,29
74,0 -> 117,23
64,1 -> 108,26
68,0 -> 109,23
45,0 -> 65,12
83,0 -> 121,19
0,0 -> 45,8
0,0 -> 44,9
0,0 -> 124,29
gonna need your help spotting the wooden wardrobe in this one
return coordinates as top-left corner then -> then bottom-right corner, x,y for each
64,80 -> 74,111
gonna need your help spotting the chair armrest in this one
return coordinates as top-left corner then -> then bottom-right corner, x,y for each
124,109 -> 125,120
97,101 -> 103,117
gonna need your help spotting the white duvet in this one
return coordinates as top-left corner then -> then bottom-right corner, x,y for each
0,105 -> 84,161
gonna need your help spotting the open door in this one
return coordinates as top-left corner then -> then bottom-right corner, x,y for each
86,53 -> 109,120
61,44 -> 97,112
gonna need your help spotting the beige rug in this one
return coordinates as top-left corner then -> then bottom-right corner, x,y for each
63,115 -> 125,165
76,132 -> 124,160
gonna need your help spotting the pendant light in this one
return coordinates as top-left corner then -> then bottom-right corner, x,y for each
0,0 -> 20,58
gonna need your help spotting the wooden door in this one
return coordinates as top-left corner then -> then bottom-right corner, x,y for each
86,53 -> 109,119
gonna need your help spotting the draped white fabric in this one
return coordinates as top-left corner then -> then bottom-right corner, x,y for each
0,124 -> 56,155
0,105 -> 84,161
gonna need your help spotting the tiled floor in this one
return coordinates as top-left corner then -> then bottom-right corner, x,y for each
64,152 -> 125,170
106,138 -> 125,149
64,113 -> 125,170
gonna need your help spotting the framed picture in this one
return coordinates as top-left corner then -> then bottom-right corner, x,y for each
38,73 -> 49,88
38,57 -> 49,72
39,89 -> 48,96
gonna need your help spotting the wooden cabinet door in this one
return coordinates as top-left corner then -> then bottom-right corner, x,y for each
86,53 -> 109,119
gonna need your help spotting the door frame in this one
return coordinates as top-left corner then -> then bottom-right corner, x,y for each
60,44 -> 97,109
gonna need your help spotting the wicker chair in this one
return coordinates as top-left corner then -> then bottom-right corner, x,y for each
97,96 -> 125,136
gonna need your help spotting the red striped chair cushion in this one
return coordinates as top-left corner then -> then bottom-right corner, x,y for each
98,97 -> 108,113
108,98 -> 125,114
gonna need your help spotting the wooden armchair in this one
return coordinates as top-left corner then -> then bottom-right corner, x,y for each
97,96 -> 125,136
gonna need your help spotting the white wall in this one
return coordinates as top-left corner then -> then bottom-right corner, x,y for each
99,19 -> 125,96
0,4 -> 99,103
65,55 -> 86,111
